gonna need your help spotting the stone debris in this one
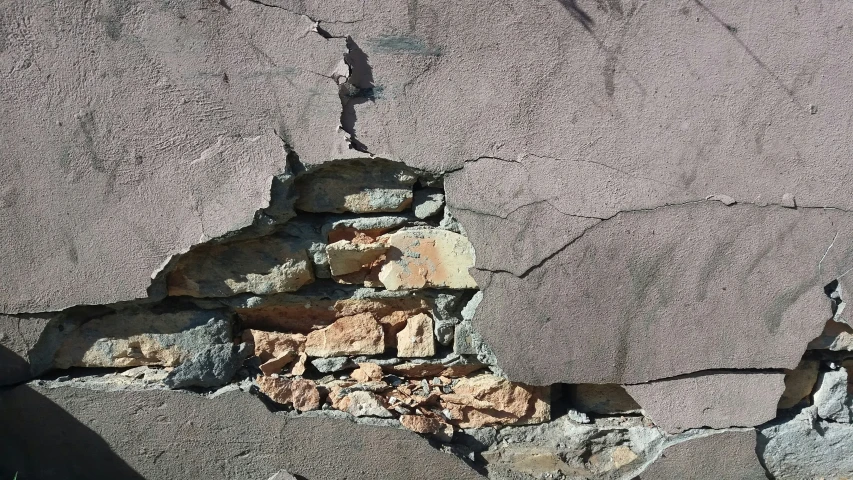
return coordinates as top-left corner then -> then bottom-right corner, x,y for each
305,313 -> 385,357
256,376 -> 321,412
440,374 -> 550,428
242,329 -> 306,375
164,343 -> 250,389
167,237 -> 314,297
396,313 -> 435,358
813,367 -> 852,422
778,359 -> 819,409
344,391 -> 394,418
400,414 -> 444,434
412,188 -> 445,219
376,229 -> 477,290
311,356 -> 354,373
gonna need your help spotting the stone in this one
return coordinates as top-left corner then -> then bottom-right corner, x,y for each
760,407 -> 853,479
294,159 -> 416,214
396,313 -> 435,358
310,357 -> 354,373
304,313 -> 385,357
345,391 -> 394,418
482,447 -> 579,477
813,368 -> 852,422
439,374 -> 550,428
567,384 -> 641,414
376,229 -> 477,290
638,430 -> 766,479
350,363 -> 384,383
624,372 -> 786,433
167,236 -> 314,298
242,330 -> 306,361
412,188 -> 445,219
453,321 -> 477,355
399,414 -> 443,434
53,310 -> 232,369
326,240 -> 388,277
807,319 -> 853,351
778,359 -> 819,409
164,343 -> 250,389
255,376 -> 321,412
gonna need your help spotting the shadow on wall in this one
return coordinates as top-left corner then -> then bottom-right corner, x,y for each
0,348 -> 144,480
0,343 -> 31,386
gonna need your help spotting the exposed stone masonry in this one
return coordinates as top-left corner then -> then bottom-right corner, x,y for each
6,158 -> 853,479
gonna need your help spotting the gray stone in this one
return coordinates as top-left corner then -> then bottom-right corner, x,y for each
310,356 -> 354,373
267,471 -> 297,480
0,385 -> 483,480
167,235 -> 314,298
454,321 -> 477,355
295,159 -> 416,213
807,319 -> 853,351
434,320 -> 455,346
760,407 -> 853,479
638,430 -> 766,480
53,309 -> 233,370
413,188 -> 445,219
439,207 -> 466,235
624,371 -> 786,433
164,343 -> 250,389
813,368 -> 852,422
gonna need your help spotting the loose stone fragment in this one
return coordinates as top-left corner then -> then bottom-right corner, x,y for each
294,159 -> 416,213
778,359 -> 819,409
400,414 -> 443,434
167,237 -> 314,298
567,384 -> 641,414
396,313 -> 435,358
326,240 -> 388,277
242,330 -> 307,376
813,367 -> 852,422
305,313 -> 384,357
439,374 -> 550,428
412,188 -> 445,219
256,376 -> 321,412
53,310 -> 232,369
351,363 -> 384,383
376,229 -> 477,290
346,391 -> 394,418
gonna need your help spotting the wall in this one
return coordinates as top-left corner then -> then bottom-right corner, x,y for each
2,0 -> 853,479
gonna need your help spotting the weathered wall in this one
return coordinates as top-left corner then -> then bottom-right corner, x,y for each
3,0 -> 853,479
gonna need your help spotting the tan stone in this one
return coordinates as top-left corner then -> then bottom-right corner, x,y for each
439,374 -> 550,427
400,415 -> 443,434
305,313 -> 385,357
778,359 -> 820,409
386,362 -> 484,378
259,354 -> 296,376
167,237 -> 314,298
326,240 -> 388,277
256,376 -> 320,412
346,391 -> 394,418
53,310 -> 231,369
291,352 -> 308,376
482,448 -> 581,477
376,229 -> 477,290
242,330 -> 306,361
351,363 -> 384,383
396,313 -> 435,358
610,446 -> 639,469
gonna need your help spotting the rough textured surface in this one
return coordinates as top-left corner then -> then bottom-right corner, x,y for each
813,368 -> 852,422
396,313 -> 435,358
472,203 -> 842,384
168,236 -> 314,298
0,385 -> 484,480
378,228 -> 477,290
760,407 -> 853,479
305,313 -> 385,357
53,310 -> 232,369
638,430 -> 767,480
164,343 -> 250,389
440,374 -> 550,428
0,313 -> 53,385
624,371 -> 786,432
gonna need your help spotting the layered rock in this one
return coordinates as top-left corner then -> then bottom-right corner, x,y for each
304,313 -> 385,357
